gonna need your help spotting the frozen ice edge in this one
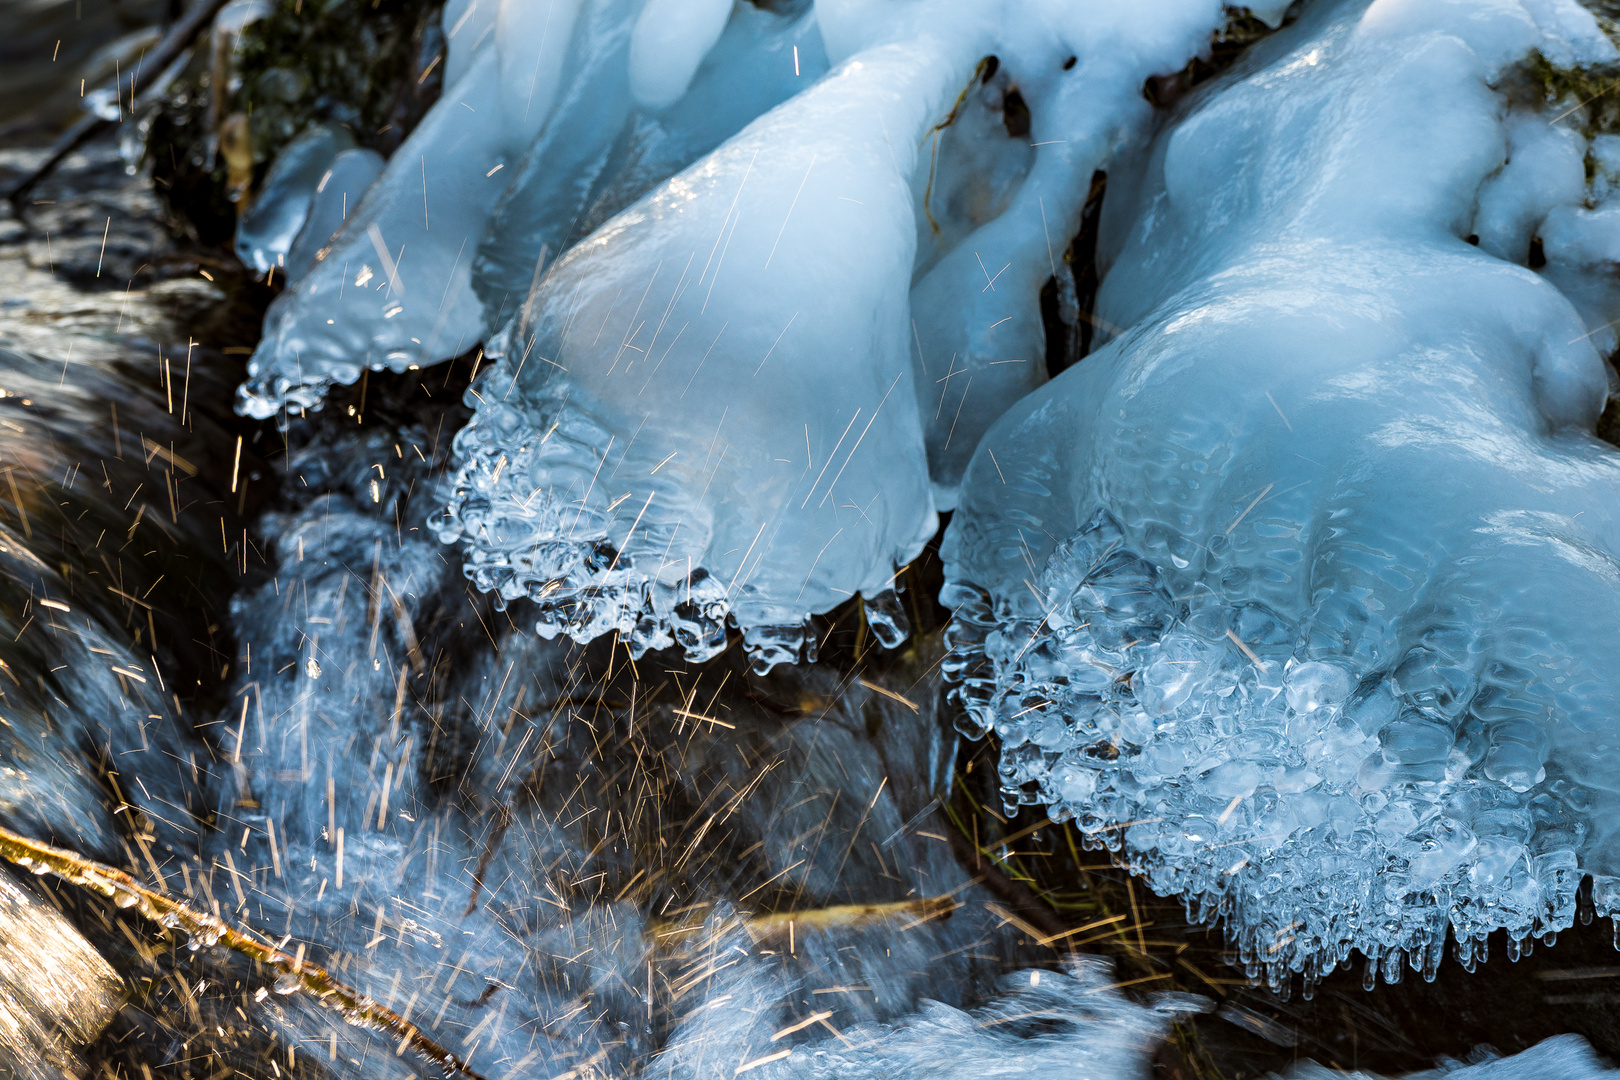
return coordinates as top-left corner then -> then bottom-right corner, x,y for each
433,358 -> 915,673
941,512 -> 1604,1000
931,0 -> 1620,1001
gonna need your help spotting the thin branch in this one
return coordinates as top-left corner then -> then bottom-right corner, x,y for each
649,896 -> 958,946
0,823 -> 490,1080
4,0 -> 235,217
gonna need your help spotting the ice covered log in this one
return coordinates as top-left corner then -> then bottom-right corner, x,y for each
942,0 -> 1620,994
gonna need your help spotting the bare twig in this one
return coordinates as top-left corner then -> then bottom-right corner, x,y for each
650,896 -> 959,945
0,823 -> 490,1080
743,896 -> 958,942
4,0 -> 235,218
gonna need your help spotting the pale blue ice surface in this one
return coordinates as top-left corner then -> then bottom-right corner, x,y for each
943,0 -> 1620,994
231,0 -> 1620,1006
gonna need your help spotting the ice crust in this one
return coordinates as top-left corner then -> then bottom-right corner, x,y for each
942,0 -> 1620,995
237,0 -> 1251,666
434,0 -> 1244,669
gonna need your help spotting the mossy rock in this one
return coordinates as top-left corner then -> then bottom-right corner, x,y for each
152,0 -> 444,248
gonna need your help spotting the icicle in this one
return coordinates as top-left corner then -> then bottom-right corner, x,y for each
1380,947 -> 1402,986
1423,931 -> 1443,982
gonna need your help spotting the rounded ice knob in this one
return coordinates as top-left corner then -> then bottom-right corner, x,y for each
628,0 -> 735,110
1284,661 -> 1352,715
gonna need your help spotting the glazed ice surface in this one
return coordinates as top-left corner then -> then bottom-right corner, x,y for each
434,27 -> 965,671
943,0 -> 1620,992
435,0 -> 1251,669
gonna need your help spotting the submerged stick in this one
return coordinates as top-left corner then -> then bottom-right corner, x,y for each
743,896 -> 958,943
651,896 -> 958,945
0,822 -> 490,1080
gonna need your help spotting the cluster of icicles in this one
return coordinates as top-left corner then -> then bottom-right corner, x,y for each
237,0 -> 1620,991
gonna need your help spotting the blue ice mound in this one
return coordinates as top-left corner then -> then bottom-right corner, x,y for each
942,0 -> 1620,993
432,0 -> 1250,670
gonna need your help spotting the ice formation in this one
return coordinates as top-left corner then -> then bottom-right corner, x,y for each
236,0 -> 587,416
942,0 -> 1620,995
468,0 -> 828,321
438,13 -> 964,670
280,147 -> 384,285
233,123 -> 355,277
235,0 -> 1305,668
434,0 -> 1273,670
231,0 -> 1620,998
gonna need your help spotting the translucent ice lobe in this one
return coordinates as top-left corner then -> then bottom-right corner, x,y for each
442,0 -> 499,87
442,32 -> 995,669
237,51 -> 505,418
283,147 -> 385,285
497,0 -> 586,149
471,0 -> 827,326
943,0 -> 1620,989
237,0 -> 587,420
627,0 -> 734,110
470,0 -> 640,320
908,56 -> 1155,505
907,1 -> 1249,503
234,124 -> 354,276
